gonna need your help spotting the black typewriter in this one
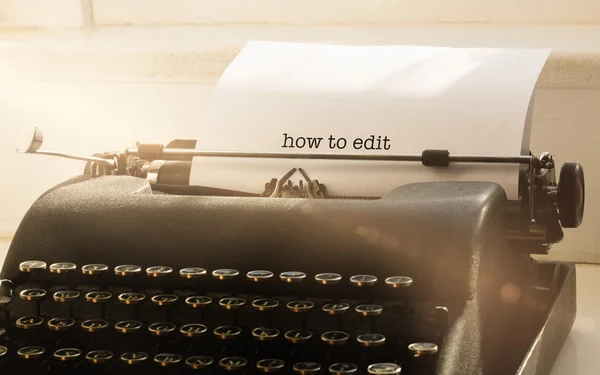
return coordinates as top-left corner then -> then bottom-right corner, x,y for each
0,128 -> 585,374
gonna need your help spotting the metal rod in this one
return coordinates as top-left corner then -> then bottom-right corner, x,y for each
21,150 -> 116,168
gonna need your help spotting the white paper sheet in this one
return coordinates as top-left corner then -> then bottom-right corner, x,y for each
190,41 -> 550,198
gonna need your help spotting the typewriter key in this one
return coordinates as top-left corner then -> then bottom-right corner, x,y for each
279,271 -> 306,283
367,363 -> 402,375
284,329 -> 312,344
48,317 -> 75,331
19,288 -> 46,301
252,298 -> 279,312
293,362 -> 321,375
315,273 -> 342,285
121,351 -> 148,365
322,303 -> 350,315
49,262 -> 77,274
149,322 -> 176,336
114,265 -> 142,277
212,269 -> 239,280
357,333 -> 386,347
349,275 -> 378,287
86,350 -> 113,364
355,304 -> 383,317
384,276 -> 413,289
214,325 -> 242,340
0,296 -> 10,309
252,327 -> 280,341
85,291 -> 112,303
219,297 -> 246,310
321,331 -> 350,345
81,319 -> 109,332
16,316 -> 44,329
146,266 -> 173,278
0,346 -> 7,357
115,320 -> 143,334
186,295 -> 212,308
186,355 -> 214,370
118,292 -> 146,305
287,300 -> 314,313
180,267 -> 207,279
154,353 -> 183,367
180,323 -> 208,338
151,294 -> 179,306
81,264 -> 109,275
257,359 -> 285,372
408,342 -> 438,356
247,270 -> 274,282
19,260 -> 47,273
53,348 -> 81,361
53,290 -> 80,303
219,356 -> 247,371
329,363 -> 358,375
17,346 -> 45,359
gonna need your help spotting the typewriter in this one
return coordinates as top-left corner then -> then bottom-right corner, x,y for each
0,127 -> 584,375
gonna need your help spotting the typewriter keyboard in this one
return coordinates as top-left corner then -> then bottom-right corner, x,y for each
0,261 -> 447,374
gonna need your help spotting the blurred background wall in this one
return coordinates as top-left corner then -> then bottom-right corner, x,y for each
0,0 -> 599,262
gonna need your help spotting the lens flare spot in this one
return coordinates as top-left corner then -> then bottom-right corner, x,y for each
500,283 -> 522,304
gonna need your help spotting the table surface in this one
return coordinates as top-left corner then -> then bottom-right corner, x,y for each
0,240 -> 598,374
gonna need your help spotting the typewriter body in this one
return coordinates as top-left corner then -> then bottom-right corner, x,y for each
0,128 -> 584,374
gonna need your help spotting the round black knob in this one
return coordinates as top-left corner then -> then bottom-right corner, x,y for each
557,162 -> 585,228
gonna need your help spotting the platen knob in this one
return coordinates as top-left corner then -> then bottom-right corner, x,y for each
557,162 -> 585,228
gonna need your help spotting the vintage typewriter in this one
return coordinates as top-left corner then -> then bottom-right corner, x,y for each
0,127 -> 584,374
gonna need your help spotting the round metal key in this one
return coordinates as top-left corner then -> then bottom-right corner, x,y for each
219,297 -> 246,310
0,296 -> 10,308
219,356 -> 247,371
148,322 -> 176,336
114,320 -> 143,334
19,260 -> 47,273
355,304 -> 383,317
53,348 -> 81,361
349,274 -> 378,287
257,359 -> 285,373
114,265 -> 142,277
121,352 -> 148,365
367,363 -> 402,375
384,276 -> 413,288
293,362 -> 321,375
0,345 -> 7,357
186,355 -> 214,370
154,353 -> 183,367
252,298 -> 279,312
180,323 -> 208,338
284,329 -> 312,344
19,288 -> 47,301
408,342 -> 438,356
81,264 -> 109,275
321,331 -> 350,345
179,267 -> 207,279
85,291 -> 112,304
17,346 -> 45,359
247,270 -> 274,282
186,295 -> 212,308
49,262 -> 77,274
86,350 -> 113,364
287,300 -> 314,313
329,363 -> 358,375
146,266 -> 173,278
322,303 -> 350,315
212,269 -> 239,280
118,292 -> 146,305
279,271 -> 306,283
53,290 -> 80,303
315,273 -> 342,285
16,316 -> 44,329
252,327 -> 280,341
48,317 -> 75,331
151,294 -> 179,306
81,319 -> 109,333
214,325 -> 242,340
357,333 -> 386,347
